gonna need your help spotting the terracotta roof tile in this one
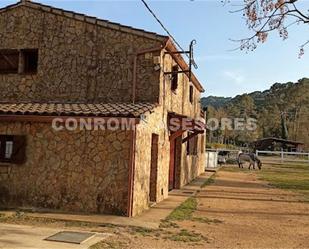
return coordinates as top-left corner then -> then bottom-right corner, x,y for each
0,103 -> 156,118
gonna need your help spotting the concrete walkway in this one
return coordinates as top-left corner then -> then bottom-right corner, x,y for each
1,172 -> 215,230
0,223 -> 110,249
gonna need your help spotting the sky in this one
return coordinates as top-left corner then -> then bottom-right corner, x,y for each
1,0 -> 308,97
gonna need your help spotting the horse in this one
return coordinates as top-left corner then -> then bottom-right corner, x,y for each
237,152 -> 262,170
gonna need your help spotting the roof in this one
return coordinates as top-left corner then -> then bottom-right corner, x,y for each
0,103 -> 157,118
0,0 -> 205,92
254,137 -> 304,145
0,0 -> 167,41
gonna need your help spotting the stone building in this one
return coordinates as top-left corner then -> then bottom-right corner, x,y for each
0,0 -> 206,217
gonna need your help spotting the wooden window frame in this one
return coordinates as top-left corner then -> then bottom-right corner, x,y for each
0,135 -> 26,164
21,49 -> 39,74
187,133 -> 198,156
0,49 -> 19,74
171,65 -> 179,92
189,85 -> 194,104
0,49 -> 38,75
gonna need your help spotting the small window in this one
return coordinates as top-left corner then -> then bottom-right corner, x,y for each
0,135 -> 26,164
0,50 -> 19,74
189,85 -> 194,103
22,49 -> 38,74
171,65 -> 178,91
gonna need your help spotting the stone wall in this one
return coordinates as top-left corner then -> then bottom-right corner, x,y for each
160,51 -> 202,120
0,5 -> 163,103
160,51 -> 206,187
131,50 -> 206,216
133,106 -> 170,216
0,122 -> 132,216
0,3 -> 206,217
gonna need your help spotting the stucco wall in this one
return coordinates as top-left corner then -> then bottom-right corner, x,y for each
0,5 -> 163,103
0,122 -> 132,215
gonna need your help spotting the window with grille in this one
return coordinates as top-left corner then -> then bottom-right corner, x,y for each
0,135 -> 26,164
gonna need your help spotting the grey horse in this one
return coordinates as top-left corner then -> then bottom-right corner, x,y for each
237,152 -> 262,170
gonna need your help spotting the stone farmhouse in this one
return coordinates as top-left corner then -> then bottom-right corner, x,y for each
0,0 -> 206,217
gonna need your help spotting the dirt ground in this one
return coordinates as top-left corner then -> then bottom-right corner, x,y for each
192,168 -> 309,249
121,167 -> 309,249
1,166 -> 309,249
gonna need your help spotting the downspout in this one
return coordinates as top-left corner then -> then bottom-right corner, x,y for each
127,125 -> 137,217
132,39 -> 169,104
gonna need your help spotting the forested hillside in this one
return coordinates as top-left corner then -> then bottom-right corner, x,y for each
202,78 -> 309,149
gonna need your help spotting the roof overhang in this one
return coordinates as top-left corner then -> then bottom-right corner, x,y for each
168,112 -> 205,141
254,137 -> 304,146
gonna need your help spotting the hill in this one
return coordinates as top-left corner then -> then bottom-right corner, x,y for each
202,78 -> 309,149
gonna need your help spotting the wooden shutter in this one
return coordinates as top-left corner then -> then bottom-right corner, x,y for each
0,50 -> 19,74
11,136 -> 27,164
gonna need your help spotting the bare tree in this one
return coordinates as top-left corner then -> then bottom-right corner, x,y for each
229,0 -> 309,57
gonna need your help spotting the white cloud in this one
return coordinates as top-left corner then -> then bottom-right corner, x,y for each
223,70 -> 245,85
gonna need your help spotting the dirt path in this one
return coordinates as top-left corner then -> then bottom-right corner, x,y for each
189,168 -> 309,249
1,168 -> 309,249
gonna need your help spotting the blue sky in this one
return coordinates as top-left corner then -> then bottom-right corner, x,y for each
1,0 -> 308,97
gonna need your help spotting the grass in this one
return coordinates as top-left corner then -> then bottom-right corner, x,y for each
159,220 -> 179,228
201,176 -> 215,188
257,163 -> 309,201
166,229 -> 208,243
0,212 -> 106,228
89,240 -> 128,249
166,197 -> 197,221
221,165 -> 254,173
191,217 -> 223,224
130,227 -> 156,237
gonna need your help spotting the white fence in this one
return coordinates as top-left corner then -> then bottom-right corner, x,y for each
256,150 -> 309,164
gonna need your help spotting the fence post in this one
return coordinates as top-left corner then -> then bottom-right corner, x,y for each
281,149 -> 284,163
256,150 -> 259,157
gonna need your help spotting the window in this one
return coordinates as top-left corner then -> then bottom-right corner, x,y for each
0,135 -> 26,164
0,49 -> 38,75
0,50 -> 19,74
187,133 -> 198,156
22,49 -> 38,74
189,85 -> 194,103
171,65 -> 178,91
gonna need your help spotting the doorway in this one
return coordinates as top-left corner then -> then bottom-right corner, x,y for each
149,134 -> 159,202
169,136 -> 182,191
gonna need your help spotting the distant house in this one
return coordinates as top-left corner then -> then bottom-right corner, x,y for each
253,137 -> 304,152
0,0 -> 206,217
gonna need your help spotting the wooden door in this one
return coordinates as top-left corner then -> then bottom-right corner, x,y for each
169,139 -> 176,191
149,134 -> 159,202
